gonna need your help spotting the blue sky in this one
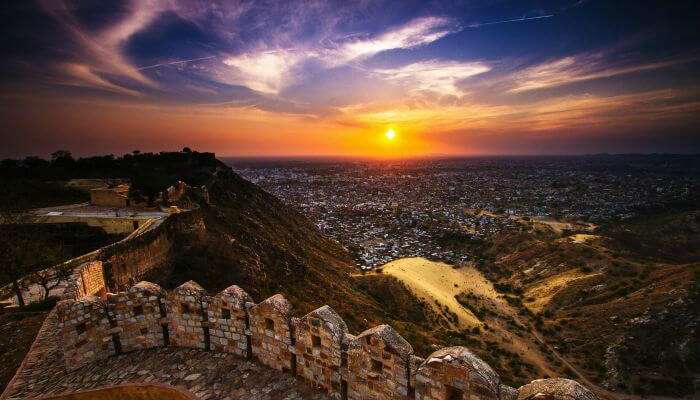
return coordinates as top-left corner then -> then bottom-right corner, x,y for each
1,0 -> 699,157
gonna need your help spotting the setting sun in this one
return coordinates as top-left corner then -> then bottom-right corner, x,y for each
385,129 -> 397,141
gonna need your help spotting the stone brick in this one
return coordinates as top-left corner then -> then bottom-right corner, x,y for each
415,346 -> 501,400
56,296 -> 114,370
346,324 -> 413,400
516,378 -> 598,400
62,261 -> 107,301
208,284 -> 253,357
249,293 -> 294,373
107,281 -> 166,353
166,280 -> 208,349
294,305 -> 348,396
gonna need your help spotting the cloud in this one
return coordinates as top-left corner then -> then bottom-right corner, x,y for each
330,17 -> 457,63
38,0 -> 163,94
222,49 -> 307,94
219,16 -> 459,95
61,63 -> 142,97
507,53 -> 697,93
374,59 -> 491,96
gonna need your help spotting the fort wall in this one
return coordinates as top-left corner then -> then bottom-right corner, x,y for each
55,272 -> 599,400
62,261 -> 107,300
31,208 -> 203,297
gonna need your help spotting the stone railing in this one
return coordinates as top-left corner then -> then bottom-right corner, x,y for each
56,276 -> 599,400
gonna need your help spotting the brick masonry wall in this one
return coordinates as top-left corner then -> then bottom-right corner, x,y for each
106,233 -> 172,290
57,296 -> 114,370
107,281 -> 167,353
294,305 -> 348,396
249,294 -> 295,373
415,347 -> 501,400
53,278 -> 599,400
346,325 -> 413,400
207,285 -> 253,357
166,281 -> 208,350
62,261 -> 107,301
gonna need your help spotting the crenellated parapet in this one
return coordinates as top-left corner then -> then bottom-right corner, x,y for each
54,277 -> 601,400
57,295 -> 113,369
516,378 -> 598,400
207,284 -> 252,357
106,281 -> 167,353
249,293 -> 295,373
166,280 -> 209,349
415,346 -> 501,400
347,324 -> 414,399
294,305 -> 348,396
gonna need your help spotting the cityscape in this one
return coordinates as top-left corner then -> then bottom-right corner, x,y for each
233,156 -> 698,268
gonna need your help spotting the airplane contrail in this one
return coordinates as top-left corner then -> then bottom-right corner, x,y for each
466,14 -> 554,28
137,56 -> 216,71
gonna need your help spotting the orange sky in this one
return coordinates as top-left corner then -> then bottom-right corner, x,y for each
1,1 -> 699,158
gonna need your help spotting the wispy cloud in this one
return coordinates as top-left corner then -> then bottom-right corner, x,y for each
374,59 -> 491,96
61,63 -> 142,97
507,53 -> 698,93
220,16 -> 459,95
222,49 -> 307,94
329,17 -> 457,63
39,0 -> 163,94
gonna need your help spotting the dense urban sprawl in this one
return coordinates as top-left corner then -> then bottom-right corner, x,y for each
232,156 -> 698,268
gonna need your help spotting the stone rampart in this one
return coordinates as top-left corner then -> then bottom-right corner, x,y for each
107,281 -> 167,353
346,324 -> 413,399
166,281 -> 208,349
57,295 -> 114,368
207,284 -> 252,356
294,305 -> 347,396
62,261 -> 107,300
249,294 -> 295,373
54,274 -> 600,400
415,347 -> 501,400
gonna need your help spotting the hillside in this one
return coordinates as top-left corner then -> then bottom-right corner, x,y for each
150,166 -> 393,331
477,213 -> 699,397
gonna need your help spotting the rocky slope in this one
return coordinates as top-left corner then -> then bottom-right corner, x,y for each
480,213 -> 699,397
142,160 -> 435,339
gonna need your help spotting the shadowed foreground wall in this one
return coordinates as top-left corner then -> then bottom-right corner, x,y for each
56,272 -> 599,400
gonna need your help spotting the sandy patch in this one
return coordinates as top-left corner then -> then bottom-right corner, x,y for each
569,234 -> 599,244
523,269 -> 602,313
379,257 -> 500,328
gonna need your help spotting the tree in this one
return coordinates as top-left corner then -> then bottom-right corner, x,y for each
28,245 -> 69,301
50,150 -> 73,161
0,200 -> 66,306
129,169 -> 171,206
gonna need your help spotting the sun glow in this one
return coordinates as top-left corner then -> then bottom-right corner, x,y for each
385,128 -> 397,140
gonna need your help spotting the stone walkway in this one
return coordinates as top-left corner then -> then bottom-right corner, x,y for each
2,310 -> 330,400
